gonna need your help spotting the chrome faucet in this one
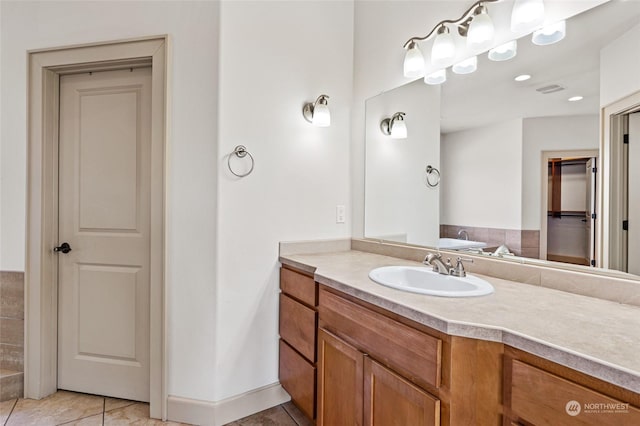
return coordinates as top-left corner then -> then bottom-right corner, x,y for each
423,253 -> 452,275
457,229 -> 469,240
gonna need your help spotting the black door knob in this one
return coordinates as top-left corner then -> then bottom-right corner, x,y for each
53,242 -> 72,254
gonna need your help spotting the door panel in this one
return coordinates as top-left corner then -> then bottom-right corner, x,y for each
58,67 -> 151,402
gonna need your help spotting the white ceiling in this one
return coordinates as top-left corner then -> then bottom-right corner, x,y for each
440,0 -> 640,133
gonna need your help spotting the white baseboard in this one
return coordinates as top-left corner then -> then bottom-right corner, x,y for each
167,382 -> 291,426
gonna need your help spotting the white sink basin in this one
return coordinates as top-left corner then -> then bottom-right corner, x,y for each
368,266 -> 494,297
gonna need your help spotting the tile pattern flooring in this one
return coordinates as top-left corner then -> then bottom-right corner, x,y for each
0,391 -> 312,426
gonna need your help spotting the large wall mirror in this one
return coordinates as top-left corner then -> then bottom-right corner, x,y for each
364,0 -> 640,278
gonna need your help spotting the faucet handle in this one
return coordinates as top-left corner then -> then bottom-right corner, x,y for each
451,257 -> 474,277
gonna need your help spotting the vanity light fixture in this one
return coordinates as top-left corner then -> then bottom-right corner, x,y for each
380,112 -> 408,139
302,94 -> 330,127
425,69 -> 447,85
403,41 -> 425,78
452,56 -> 478,75
514,74 -> 531,82
511,0 -> 545,33
402,0 -> 500,73
488,40 -> 517,61
466,4 -> 495,51
431,25 -> 456,66
532,20 -> 566,45
568,96 -> 583,102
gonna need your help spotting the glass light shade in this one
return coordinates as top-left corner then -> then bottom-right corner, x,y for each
452,56 -> 478,75
403,43 -> 425,78
431,31 -> 456,66
312,103 -> 330,127
488,40 -> 517,61
390,119 -> 407,139
467,12 -> 494,51
424,69 -> 447,85
511,0 -> 545,33
532,20 -> 566,45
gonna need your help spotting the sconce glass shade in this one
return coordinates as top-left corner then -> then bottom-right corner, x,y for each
488,40 -> 517,61
431,27 -> 456,66
424,69 -> 447,85
312,103 -> 331,127
452,56 -> 478,75
403,42 -> 425,78
532,20 -> 566,45
390,119 -> 407,139
510,0 -> 545,33
467,8 -> 494,51
303,95 -> 330,127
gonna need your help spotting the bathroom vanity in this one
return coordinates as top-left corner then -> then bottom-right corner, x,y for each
278,240 -> 640,425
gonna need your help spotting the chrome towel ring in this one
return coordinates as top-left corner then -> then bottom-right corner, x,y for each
228,145 -> 254,178
426,165 -> 440,187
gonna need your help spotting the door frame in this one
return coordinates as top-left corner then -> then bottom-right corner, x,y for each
539,149 -> 598,262
25,36 -> 168,419
601,91 -> 640,270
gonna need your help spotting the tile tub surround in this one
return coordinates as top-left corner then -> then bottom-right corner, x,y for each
279,246 -> 640,394
440,224 -> 540,258
0,272 -> 24,401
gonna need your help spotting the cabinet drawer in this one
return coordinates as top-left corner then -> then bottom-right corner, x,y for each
508,359 -> 640,426
279,340 -> 316,420
281,267 -> 317,307
319,289 -> 442,390
280,294 -> 317,362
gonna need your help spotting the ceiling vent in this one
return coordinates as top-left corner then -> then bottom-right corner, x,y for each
536,84 -> 566,94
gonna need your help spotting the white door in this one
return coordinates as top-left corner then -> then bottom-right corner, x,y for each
57,67 -> 152,401
629,113 -> 640,275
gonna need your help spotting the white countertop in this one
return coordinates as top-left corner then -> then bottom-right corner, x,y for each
280,249 -> 640,394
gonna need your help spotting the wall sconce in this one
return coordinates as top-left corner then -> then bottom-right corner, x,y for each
380,112 -> 407,139
303,94 -> 330,127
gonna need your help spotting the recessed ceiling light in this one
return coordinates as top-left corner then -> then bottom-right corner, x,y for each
568,96 -> 584,102
514,74 -> 531,82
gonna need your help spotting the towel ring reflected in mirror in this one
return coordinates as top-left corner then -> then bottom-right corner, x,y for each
228,145 -> 254,178
426,165 -> 440,188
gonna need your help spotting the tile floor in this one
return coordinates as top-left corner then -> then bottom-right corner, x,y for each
0,391 -> 312,426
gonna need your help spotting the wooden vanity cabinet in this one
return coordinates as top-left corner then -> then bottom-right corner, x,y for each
317,327 -> 440,426
278,266 -> 318,421
504,348 -> 640,426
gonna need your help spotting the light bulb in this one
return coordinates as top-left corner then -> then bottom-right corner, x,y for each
424,69 -> 447,85
511,0 -> 545,33
488,40 -> 517,61
431,27 -> 455,67
452,56 -> 478,75
312,102 -> 330,127
403,41 -> 425,78
467,7 -> 494,51
532,20 -> 566,45
390,119 -> 407,139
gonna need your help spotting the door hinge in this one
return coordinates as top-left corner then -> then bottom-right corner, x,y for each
592,167 -> 597,173
623,220 -> 629,231
591,259 -> 596,267
592,213 -> 597,220
624,134 -> 629,144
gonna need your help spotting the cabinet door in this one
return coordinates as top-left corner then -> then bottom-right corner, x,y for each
364,358 -> 440,426
317,328 -> 364,426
